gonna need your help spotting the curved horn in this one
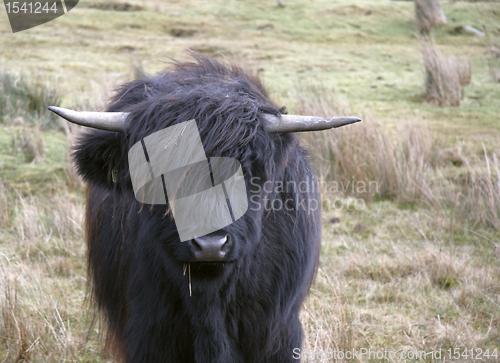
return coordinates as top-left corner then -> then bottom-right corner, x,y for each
48,106 -> 361,133
264,114 -> 361,133
48,106 -> 130,132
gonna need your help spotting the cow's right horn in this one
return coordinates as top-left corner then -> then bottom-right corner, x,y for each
264,114 -> 361,133
48,106 -> 130,132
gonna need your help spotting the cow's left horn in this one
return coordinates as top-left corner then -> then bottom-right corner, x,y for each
48,106 -> 130,132
48,106 -> 361,133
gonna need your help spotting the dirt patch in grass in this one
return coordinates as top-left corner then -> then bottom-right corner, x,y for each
87,2 -> 143,12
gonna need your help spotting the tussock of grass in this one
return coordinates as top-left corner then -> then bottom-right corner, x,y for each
418,148 -> 500,231
0,180 -> 9,227
457,58 -> 472,87
296,82 -> 437,203
301,270 -> 352,362
487,43 -> 500,83
414,0 -> 447,34
63,123 -> 85,192
13,192 -> 83,255
421,39 -> 471,107
0,69 -> 61,129
454,149 -> 500,230
10,126 -> 45,163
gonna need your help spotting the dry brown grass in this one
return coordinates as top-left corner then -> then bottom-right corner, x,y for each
336,237 -> 499,351
295,80 -> 498,356
13,192 -> 83,252
344,243 -> 473,291
414,0 -> 447,34
0,187 -> 95,362
487,43 -> 500,83
301,270 -> 353,362
415,147 -> 500,232
454,148 -> 500,230
421,39 -> 472,107
457,58 -> 472,87
61,80 -> 110,191
0,69 -> 61,129
0,264 -> 84,362
305,182 -> 500,357
296,83 -> 437,203
296,81 -> 500,232
10,125 -> 45,163
0,180 -> 9,227
295,81 -> 498,353
1,271 -> 32,362
63,123 -> 85,192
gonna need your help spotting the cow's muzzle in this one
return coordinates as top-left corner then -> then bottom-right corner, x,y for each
188,232 -> 232,262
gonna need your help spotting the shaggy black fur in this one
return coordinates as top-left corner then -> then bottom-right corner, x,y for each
74,54 -> 321,363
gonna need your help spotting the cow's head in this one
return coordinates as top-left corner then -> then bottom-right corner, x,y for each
51,54 -> 360,268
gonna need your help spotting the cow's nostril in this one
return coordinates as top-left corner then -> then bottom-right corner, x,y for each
188,239 -> 203,253
189,233 -> 231,262
220,235 -> 232,253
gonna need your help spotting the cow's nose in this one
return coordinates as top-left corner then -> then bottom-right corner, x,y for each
188,233 -> 232,262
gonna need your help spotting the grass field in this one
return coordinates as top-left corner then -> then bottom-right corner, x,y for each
1,0 -> 499,361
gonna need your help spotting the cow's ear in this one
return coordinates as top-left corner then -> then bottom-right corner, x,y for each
72,130 -> 126,189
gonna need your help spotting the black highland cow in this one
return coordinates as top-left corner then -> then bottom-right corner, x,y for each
49,54 -> 359,363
